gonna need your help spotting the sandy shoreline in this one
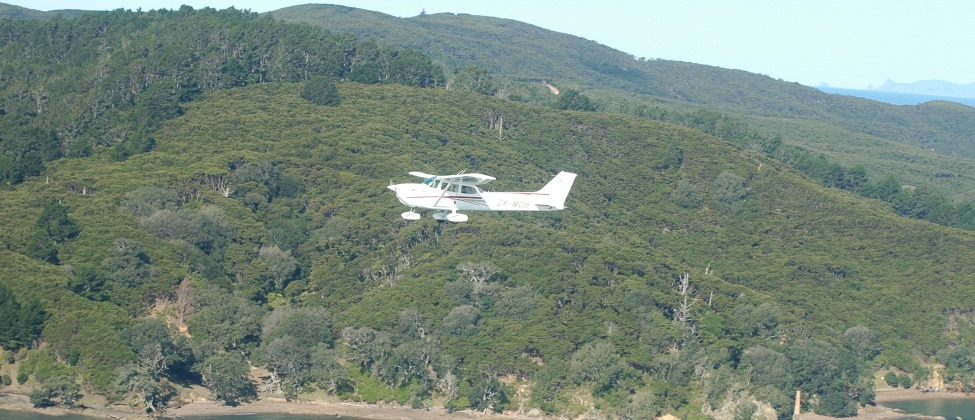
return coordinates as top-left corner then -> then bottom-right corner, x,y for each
1,392 -> 544,419
165,398 -> 544,419
875,387 -> 975,402
4,387 -> 975,419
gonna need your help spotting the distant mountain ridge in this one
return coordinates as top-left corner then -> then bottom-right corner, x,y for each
871,79 -> 975,99
0,2 -> 88,19
271,4 -> 975,201
817,86 -> 975,107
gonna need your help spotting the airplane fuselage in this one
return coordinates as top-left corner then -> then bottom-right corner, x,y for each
390,184 -> 561,212
387,171 -> 576,222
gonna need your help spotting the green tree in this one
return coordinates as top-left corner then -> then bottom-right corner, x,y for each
569,341 -> 625,392
623,390 -> 659,420
309,345 -> 350,394
261,306 -> 335,348
37,202 -> 79,243
115,320 -> 183,415
68,264 -> 108,301
396,308 -> 429,340
711,171 -> 749,214
121,318 -> 187,374
493,286 -> 540,320
255,336 -> 311,400
937,345 -> 975,386
26,202 -> 80,264
732,303 -> 779,338
300,76 -> 340,106
348,40 -> 381,83
817,390 -> 858,417
194,352 -> 256,405
0,285 -> 25,349
672,177 -> 703,209
102,239 -> 157,288
120,186 -> 179,218
29,375 -> 81,408
255,306 -> 336,399
843,326 -> 881,361
843,165 -> 868,192
867,175 -> 902,202
114,363 -> 176,414
387,49 -> 443,87
466,375 -> 508,413
452,66 -> 497,96
140,206 -> 236,258
739,346 -> 792,390
0,284 -> 46,350
258,245 -> 298,290
340,327 -> 392,373
24,232 -> 59,264
787,339 -> 842,395
440,305 -> 480,337
188,287 -> 263,352
552,88 -> 596,111
899,374 -> 913,389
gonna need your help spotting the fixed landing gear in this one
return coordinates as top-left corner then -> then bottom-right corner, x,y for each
403,210 -> 468,222
431,211 -> 468,223
401,210 -> 421,220
446,212 -> 468,223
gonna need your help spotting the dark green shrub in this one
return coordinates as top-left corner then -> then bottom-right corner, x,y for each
884,371 -> 899,387
899,374 -> 913,389
301,76 -> 340,106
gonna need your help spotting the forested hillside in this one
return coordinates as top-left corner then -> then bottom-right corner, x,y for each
0,6 -> 441,186
4,5 -> 975,420
271,4 -> 975,202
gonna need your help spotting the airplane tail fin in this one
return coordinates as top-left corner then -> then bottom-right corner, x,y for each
537,171 -> 577,210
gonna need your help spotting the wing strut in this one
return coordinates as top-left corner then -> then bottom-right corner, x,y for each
433,182 -> 450,208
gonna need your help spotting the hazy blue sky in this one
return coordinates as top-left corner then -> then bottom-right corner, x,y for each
9,0 -> 973,89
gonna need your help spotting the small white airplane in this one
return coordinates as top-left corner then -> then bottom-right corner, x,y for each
388,171 -> 577,222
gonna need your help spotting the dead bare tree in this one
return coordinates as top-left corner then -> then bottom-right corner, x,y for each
458,262 -> 498,295
174,278 -> 192,331
437,370 -> 459,400
673,272 -> 699,347
201,173 -> 234,197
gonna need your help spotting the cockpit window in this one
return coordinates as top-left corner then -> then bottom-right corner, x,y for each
461,186 -> 476,194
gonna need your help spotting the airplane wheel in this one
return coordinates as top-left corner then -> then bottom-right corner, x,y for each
447,212 -> 469,223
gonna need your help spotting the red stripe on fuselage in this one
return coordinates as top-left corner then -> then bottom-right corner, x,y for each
405,195 -> 485,200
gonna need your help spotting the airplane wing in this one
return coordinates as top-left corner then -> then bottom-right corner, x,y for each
436,173 -> 496,185
409,171 -> 437,179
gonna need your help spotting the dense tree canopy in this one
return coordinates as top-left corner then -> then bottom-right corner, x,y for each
0,284 -> 47,350
0,6 -> 444,180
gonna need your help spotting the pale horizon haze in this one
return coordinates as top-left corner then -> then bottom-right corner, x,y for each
5,0 -> 972,90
